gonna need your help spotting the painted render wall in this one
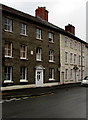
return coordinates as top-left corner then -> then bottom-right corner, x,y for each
60,34 -> 85,84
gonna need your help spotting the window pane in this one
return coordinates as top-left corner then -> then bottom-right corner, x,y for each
20,45 -> 27,59
5,43 -> 12,57
36,29 -> 42,39
4,18 -> 12,31
36,48 -> 41,61
4,66 -> 12,80
20,67 -> 27,80
20,24 -> 26,35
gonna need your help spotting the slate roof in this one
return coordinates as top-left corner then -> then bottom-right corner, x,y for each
1,4 -> 87,44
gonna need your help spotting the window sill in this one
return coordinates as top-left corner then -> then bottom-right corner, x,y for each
49,79 -> 55,81
70,63 -> 73,65
20,80 -> 28,82
36,59 -> 42,62
36,38 -> 43,41
49,41 -> 54,44
20,58 -> 28,60
65,62 -> 68,65
4,80 -> 13,83
5,56 -> 14,59
4,29 -> 13,33
49,60 -> 55,63
20,33 -> 28,37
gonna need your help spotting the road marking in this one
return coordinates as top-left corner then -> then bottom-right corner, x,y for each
2,92 -> 54,103
22,97 -> 29,99
0,101 -> 3,103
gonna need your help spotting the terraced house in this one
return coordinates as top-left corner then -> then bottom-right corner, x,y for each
60,24 -> 87,84
0,4 -> 87,87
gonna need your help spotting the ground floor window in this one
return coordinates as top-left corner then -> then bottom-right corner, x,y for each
65,69 -> 68,80
79,70 -> 81,80
70,69 -> 73,80
4,66 -> 12,82
20,67 -> 27,81
49,68 -> 55,80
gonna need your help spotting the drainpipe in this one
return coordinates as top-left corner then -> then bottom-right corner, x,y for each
81,43 -> 83,81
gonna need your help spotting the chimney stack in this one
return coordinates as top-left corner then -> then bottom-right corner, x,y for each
35,7 -> 49,21
65,24 -> 75,35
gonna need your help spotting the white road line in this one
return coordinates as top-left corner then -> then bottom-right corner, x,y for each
22,97 -> 29,99
0,101 -> 3,103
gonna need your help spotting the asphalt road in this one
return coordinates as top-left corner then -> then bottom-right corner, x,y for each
2,86 -> 87,119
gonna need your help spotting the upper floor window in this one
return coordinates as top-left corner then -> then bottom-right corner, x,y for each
70,40 -> 72,48
36,28 -> 42,40
5,43 -> 12,57
49,50 -> 54,62
82,45 -> 85,52
36,48 -> 42,61
74,54 -> 76,64
82,56 -> 85,66
65,37 -> 68,47
78,55 -> 81,65
20,45 -> 27,59
74,41 -> 77,49
78,43 -> 81,51
70,53 -> 73,64
65,52 -> 68,63
4,18 -> 12,32
48,32 -> 54,43
20,23 -> 27,35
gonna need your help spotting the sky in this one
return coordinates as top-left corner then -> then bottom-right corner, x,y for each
0,0 -> 87,41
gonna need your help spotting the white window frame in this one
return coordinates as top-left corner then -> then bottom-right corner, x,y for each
65,52 -> 68,63
70,39 -> 73,48
79,70 -> 81,80
49,50 -> 54,62
78,55 -> 81,65
74,54 -> 76,64
4,18 -> 12,32
36,28 -> 42,40
70,53 -> 73,64
20,23 -> 27,35
48,32 -> 54,43
70,69 -> 73,80
20,67 -> 28,82
20,45 -> 27,59
49,68 -> 55,81
65,37 -> 68,47
82,56 -> 85,66
74,41 -> 77,49
4,66 -> 13,83
36,48 -> 42,61
5,43 -> 12,58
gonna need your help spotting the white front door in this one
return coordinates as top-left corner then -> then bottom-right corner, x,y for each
36,69 -> 43,87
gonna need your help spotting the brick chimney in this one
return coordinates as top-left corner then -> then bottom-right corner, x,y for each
65,24 -> 75,35
35,7 -> 49,21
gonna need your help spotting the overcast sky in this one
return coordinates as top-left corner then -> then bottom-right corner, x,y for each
0,0 -> 87,41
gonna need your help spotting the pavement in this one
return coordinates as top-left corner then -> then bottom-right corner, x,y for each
1,82 -> 81,100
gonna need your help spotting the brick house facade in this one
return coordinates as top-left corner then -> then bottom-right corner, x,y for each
0,4 -> 87,87
1,5 -> 60,87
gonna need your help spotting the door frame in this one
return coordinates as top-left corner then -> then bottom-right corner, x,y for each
35,65 -> 45,87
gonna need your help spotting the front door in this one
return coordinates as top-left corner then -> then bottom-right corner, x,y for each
36,69 -> 43,87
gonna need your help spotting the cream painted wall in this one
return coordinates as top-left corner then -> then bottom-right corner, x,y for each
60,34 -> 86,84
